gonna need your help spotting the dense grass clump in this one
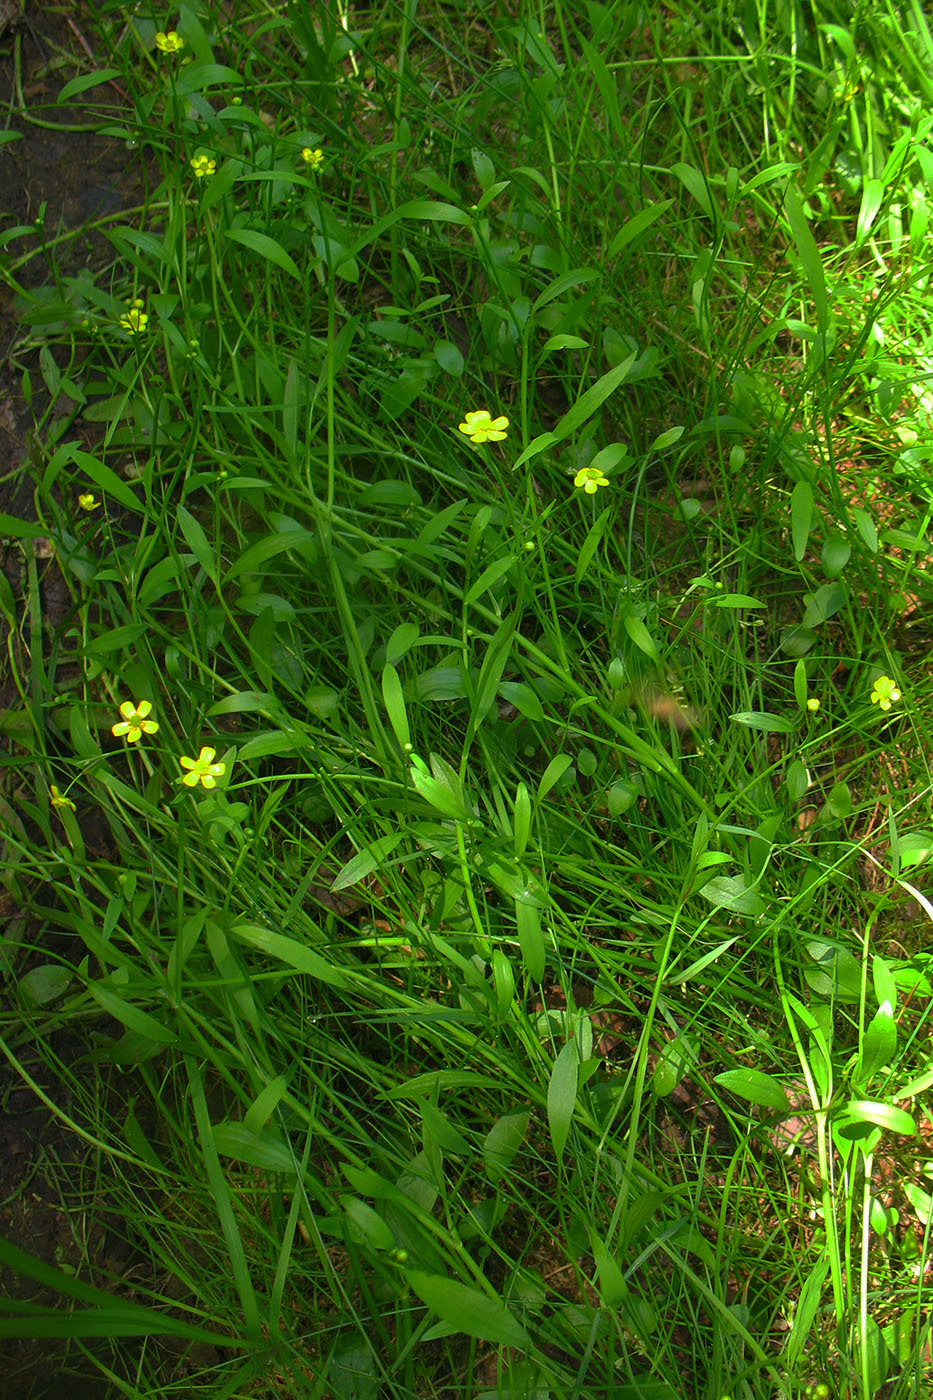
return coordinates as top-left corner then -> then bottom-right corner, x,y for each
2,2 -> 933,1396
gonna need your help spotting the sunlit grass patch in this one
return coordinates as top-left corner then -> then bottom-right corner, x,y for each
2,1 -> 933,1397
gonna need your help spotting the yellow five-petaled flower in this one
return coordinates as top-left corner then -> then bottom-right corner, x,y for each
574,466 -> 610,495
50,785 -> 76,811
190,154 -> 217,179
155,29 -> 184,53
870,675 -> 901,712
300,147 -> 324,169
806,697 -> 821,713
458,409 -> 509,444
78,493 -> 100,511
112,700 -> 159,744
179,746 -> 226,789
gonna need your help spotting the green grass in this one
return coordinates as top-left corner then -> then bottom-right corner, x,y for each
2,1 -> 933,1396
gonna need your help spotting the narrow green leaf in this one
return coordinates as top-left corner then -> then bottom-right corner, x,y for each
699,875 -> 767,917
710,593 -> 766,608
58,69 -> 122,102
730,711 -> 796,734
855,177 -> 885,247
512,781 -> 531,859
187,1059 -> 262,1341
714,1067 -> 789,1112
822,535 -> 850,576
406,1270 -> 530,1349
649,425 -> 684,452
787,1257 -> 829,1367
66,447 -> 143,512
470,614 -> 516,728
513,430 -> 558,470
551,352 -> 637,441
621,605 -> 660,660
330,835 -> 403,892
575,506 -> 611,585
89,984 -> 178,1044
872,955 -> 898,1012
410,765 -> 473,823
351,199 -> 472,259
225,228 -> 302,282
18,965 -> 71,1006
905,1182 -> 933,1224
857,1004 -> 897,1085
483,1109 -> 530,1182
784,187 -> 828,331
790,480 -> 813,561
176,504 -> 217,582
84,623 -> 149,656
434,339 -> 464,376
579,37 -> 624,147
282,357 -> 299,462
0,513 -> 47,539
385,621 -> 420,666
381,663 -> 410,749
793,660 -> 809,711
515,899 -> 545,981
341,1196 -> 396,1251
547,1041 -> 578,1166
607,200 -> 674,258
421,1102 -> 471,1156
244,1075 -> 289,1135
537,753 -> 573,802
212,1122 -> 296,1174
844,1100 -> 915,1135
497,681 -> 544,720
590,1233 -> 628,1307
852,506 -> 878,553
464,555 -> 515,607
672,162 -> 717,222
542,333 -> 588,352
411,664 -> 469,702
531,265 -> 599,314
230,922 -> 350,988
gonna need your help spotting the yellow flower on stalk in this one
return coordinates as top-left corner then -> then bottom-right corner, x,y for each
120,301 -> 148,335
806,697 -> 821,713
458,409 -> 509,444
112,700 -> 159,744
155,30 -> 184,53
49,785 -> 76,811
870,675 -> 901,712
574,466 -> 610,495
78,493 -> 100,511
300,147 -> 324,169
190,153 -> 217,179
179,746 -> 226,789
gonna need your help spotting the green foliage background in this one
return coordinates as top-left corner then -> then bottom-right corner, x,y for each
2,1 -> 933,1396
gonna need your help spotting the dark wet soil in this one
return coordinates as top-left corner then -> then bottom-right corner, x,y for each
0,7 -> 142,1394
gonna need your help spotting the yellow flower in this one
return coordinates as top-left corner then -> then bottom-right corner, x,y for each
458,409 -> 509,444
112,700 -> 159,744
120,304 -> 148,334
155,29 -> 184,53
806,697 -> 821,713
300,147 -> 324,169
574,466 -> 610,495
50,785 -> 76,811
179,746 -> 226,789
870,675 -> 901,712
190,154 -> 217,179
78,493 -> 100,511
